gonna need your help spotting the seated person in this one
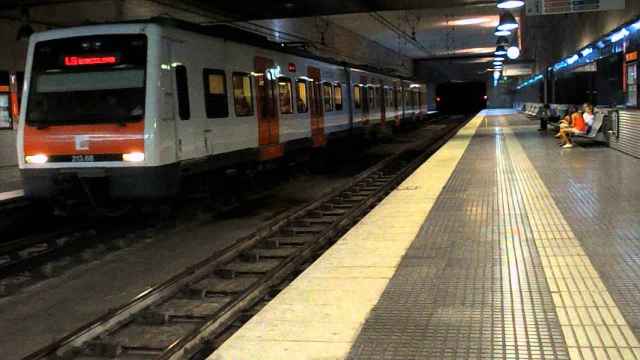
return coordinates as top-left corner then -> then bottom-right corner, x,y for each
537,103 -> 551,131
554,106 -> 575,138
558,106 -> 588,148
582,103 -> 595,132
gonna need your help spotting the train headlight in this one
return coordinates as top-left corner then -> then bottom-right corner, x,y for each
25,154 -> 48,164
122,152 -> 145,162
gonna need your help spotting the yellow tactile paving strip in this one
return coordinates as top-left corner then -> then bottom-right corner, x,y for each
209,114 -> 486,360
501,126 -> 640,360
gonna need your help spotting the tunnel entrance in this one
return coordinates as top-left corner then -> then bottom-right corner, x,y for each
436,81 -> 487,115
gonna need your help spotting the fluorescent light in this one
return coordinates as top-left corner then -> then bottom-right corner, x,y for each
566,54 -> 579,65
610,28 -> 629,42
497,0 -> 525,9
580,47 -> 593,57
493,61 -> 504,65
494,28 -> 512,36
25,154 -> 48,164
494,56 -> 505,61
497,12 -> 519,31
450,17 -> 491,26
495,45 -> 508,55
123,152 -> 145,162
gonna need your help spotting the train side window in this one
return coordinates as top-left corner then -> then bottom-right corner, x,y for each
368,86 -> 376,110
175,65 -> 190,120
322,82 -> 333,112
333,83 -> 343,111
296,79 -> 308,113
393,87 -> 399,110
232,72 -> 254,117
203,69 -> 228,118
277,77 -> 294,114
353,85 -> 362,109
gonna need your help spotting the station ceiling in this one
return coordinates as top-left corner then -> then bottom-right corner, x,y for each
1,0 -> 513,78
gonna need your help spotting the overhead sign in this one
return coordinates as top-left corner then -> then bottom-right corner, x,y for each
526,0 -> 624,15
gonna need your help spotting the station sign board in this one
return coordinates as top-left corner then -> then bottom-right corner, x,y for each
525,0 -> 624,16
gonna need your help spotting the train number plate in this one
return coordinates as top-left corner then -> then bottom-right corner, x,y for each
71,155 -> 95,162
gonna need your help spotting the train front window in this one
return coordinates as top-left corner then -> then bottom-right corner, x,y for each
27,34 -> 147,126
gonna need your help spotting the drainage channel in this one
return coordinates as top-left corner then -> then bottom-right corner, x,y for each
22,117 -> 467,360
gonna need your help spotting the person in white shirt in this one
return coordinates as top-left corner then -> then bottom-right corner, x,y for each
582,103 -> 595,131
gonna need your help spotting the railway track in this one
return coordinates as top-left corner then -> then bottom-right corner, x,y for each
21,117 -> 466,360
0,218 -> 160,297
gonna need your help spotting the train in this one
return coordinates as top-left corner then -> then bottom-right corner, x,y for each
17,18 -> 429,203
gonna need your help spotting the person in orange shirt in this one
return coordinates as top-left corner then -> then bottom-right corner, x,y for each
558,106 -> 588,148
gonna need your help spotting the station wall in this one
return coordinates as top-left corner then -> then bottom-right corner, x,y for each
523,0 -> 640,74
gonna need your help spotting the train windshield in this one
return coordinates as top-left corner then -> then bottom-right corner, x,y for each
26,34 -> 147,126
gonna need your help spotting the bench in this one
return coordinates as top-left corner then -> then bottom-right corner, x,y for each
573,112 -> 607,143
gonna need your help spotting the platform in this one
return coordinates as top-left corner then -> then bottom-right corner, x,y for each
0,166 -> 22,203
210,109 -> 640,360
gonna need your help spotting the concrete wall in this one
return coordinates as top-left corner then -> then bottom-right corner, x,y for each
523,0 -> 640,73
487,80 -> 516,109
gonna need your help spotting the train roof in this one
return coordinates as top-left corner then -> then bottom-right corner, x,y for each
45,16 -> 421,83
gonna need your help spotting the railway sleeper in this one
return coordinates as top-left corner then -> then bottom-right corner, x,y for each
240,247 -> 298,262
283,225 -> 325,234
262,235 -> 314,248
82,339 -> 124,358
324,202 -> 354,210
297,216 -> 338,225
314,208 -> 347,216
216,259 -> 281,278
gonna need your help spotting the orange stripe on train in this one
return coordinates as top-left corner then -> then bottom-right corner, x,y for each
23,120 -> 145,156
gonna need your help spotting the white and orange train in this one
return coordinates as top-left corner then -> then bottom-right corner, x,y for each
17,19 -> 429,200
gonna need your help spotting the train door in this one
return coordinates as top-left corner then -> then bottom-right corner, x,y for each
9,72 -> 22,127
360,76 -> 369,124
159,39 -> 183,163
307,66 -> 325,147
255,56 -> 282,160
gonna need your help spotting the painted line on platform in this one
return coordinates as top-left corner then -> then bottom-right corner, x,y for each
503,126 -> 640,359
0,189 -> 24,202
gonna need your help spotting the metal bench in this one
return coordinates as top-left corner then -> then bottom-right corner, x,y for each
573,112 -> 607,143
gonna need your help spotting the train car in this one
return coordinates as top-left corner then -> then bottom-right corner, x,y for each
17,19 -> 429,202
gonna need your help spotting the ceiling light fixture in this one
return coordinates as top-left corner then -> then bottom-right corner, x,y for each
497,12 -> 519,31
497,0 -> 525,9
495,56 -> 505,61
450,17 -> 492,26
494,27 -> 512,36
495,45 -> 508,55
496,36 -> 510,47
507,46 -> 520,59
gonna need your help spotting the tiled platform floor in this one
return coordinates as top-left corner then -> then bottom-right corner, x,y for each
211,110 -> 640,360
